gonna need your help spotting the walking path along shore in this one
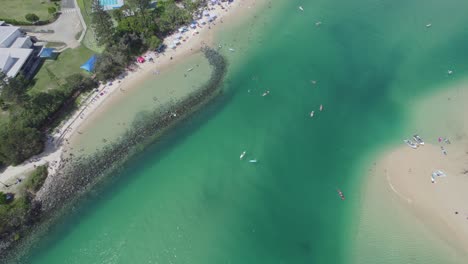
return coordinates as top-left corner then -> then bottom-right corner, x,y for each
0,0 -> 263,193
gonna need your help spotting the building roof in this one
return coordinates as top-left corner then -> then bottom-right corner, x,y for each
0,26 -> 20,47
11,36 -> 32,48
0,48 -> 33,77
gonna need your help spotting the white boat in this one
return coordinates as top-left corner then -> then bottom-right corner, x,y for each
310,111 -> 314,117
403,139 -> 418,149
299,6 -> 304,11
187,67 -> 193,72
426,23 -> 432,28
249,159 -> 257,163
319,104 -> 323,111
413,135 -> 424,145
240,151 -> 246,160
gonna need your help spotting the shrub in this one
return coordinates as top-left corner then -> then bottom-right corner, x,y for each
25,165 -> 48,192
25,14 -> 40,23
0,18 -> 32,26
0,192 -> 6,205
48,7 -> 57,15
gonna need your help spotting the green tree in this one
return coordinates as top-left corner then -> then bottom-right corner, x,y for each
0,74 -> 28,105
112,8 -> 124,22
0,123 -> 44,165
127,0 -> 151,14
25,13 -> 39,23
156,1 -> 191,34
146,35 -> 162,50
48,7 -> 57,15
90,0 -> 115,46
126,0 -> 151,26
183,0 -> 204,13
0,192 -> 6,205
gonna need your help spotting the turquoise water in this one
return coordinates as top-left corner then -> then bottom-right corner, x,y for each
99,0 -> 118,7
15,0 -> 468,263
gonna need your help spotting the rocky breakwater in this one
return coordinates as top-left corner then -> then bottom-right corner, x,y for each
0,47 -> 227,261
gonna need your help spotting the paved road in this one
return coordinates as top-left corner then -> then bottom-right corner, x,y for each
62,0 -> 76,9
25,9 -> 83,49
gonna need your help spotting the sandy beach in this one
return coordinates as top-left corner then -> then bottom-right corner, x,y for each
357,80 -> 468,259
0,0 -> 265,192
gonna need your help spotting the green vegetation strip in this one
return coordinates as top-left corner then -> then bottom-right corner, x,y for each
0,47 -> 227,262
0,165 -> 48,246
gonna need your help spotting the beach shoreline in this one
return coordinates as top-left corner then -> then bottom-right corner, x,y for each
0,0 -> 268,258
0,0 -> 265,192
353,80 -> 468,262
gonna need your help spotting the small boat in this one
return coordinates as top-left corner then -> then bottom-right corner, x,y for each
262,90 -> 270,97
310,111 -> 314,117
249,159 -> 257,163
229,48 -> 235,52
426,23 -> 432,28
337,189 -> 345,200
413,135 -> 424,145
319,104 -> 323,111
431,172 -> 437,183
187,67 -> 193,72
299,6 -> 304,11
403,139 -> 418,149
240,151 -> 246,160
448,70 -> 453,75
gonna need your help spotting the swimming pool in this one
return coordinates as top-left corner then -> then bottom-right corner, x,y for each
99,0 -> 123,10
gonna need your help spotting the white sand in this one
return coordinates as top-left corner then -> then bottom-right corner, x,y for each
0,0 -> 266,192
366,81 -> 468,255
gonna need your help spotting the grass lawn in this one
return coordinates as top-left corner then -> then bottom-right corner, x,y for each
0,112 -> 9,126
29,45 -> 94,94
0,0 -> 56,22
77,0 -> 104,53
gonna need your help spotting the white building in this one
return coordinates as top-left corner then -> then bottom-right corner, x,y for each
0,22 -> 34,78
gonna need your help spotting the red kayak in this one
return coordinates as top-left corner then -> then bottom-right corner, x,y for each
337,189 -> 345,200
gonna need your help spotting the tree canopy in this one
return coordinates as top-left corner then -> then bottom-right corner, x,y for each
25,13 -> 39,23
0,123 -> 43,165
91,0 -> 115,46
